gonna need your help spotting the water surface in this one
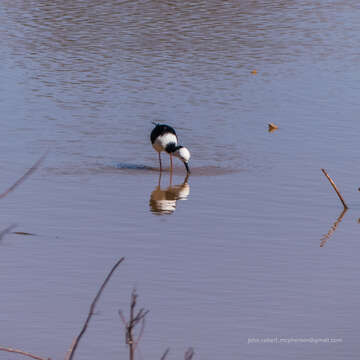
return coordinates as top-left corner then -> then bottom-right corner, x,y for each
1,1 -> 360,359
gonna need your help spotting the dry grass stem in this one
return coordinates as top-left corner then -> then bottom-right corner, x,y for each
0,346 -> 50,360
160,348 -> 170,360
0,151 -> 48,200
184,347 -> 195,360
321,169 -> 348,209
65,257 -> 125,360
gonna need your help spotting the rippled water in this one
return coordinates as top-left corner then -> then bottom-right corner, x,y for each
1,1 -> 360,359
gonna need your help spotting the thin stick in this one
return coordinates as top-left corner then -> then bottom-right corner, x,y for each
118,310 -> 128,327
129,291 -> 135,360
184,347 -> 194,360
321,169 -> 348,209
119,289 -> 149,360
0,151 -> 48,199
65,257 -> 125,360
160,348 -> 170,360
0,346 -> 49,360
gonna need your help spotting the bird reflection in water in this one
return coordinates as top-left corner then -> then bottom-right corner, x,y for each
149,173 -> 190,215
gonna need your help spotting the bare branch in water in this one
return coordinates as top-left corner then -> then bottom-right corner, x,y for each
119,289 -> 149,360
1,257 -> 194,360
0,151 -> 48,200
321,169 -> 348,209
0,346 -> 50,360
119,309 -> 128,326
65,257 -> 125,360
160,348 -> 170,360
184,347 -> 195,360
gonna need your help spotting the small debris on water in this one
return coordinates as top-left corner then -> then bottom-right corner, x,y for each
13,231 -> 36,236
268,123 -> 279,132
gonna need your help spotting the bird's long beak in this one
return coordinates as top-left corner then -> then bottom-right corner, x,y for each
184,162 -> 190,174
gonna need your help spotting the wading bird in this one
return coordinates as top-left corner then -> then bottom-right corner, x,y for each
150,123 -> 191,174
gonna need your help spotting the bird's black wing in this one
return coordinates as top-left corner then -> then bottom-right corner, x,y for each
150,124 -> 177,144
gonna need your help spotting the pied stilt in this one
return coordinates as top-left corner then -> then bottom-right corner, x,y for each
150,123 -> 191,174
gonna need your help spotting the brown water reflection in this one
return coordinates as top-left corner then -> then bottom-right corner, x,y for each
320,209 -> 347,248
150,173 -> 190,215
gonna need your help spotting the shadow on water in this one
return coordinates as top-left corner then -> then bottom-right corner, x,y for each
46,162 -> 241,176
149,173 -> 190,215
114,163 -> 240,176
115,163 -> 157,171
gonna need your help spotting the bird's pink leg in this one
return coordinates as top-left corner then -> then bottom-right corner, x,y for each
158,152 -> 162,172
169,170 -> 173,186
170,153 -> 173,173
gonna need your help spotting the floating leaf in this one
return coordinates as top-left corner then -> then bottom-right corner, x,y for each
268,123 -> 278,132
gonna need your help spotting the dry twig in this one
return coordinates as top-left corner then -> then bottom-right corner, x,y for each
119,289 -> 149,360
184,347 -> 194,360
160,348 -> 170,360
321,169 -> 348,209
0,346 -> 49,360
0,151 -> 48,199
65,257 -> 125,360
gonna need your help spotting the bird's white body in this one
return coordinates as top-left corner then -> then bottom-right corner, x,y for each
150,123 -> 191,174
152,133 -> 178,153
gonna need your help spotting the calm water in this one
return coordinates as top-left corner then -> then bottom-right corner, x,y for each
1,1 -> 360,359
